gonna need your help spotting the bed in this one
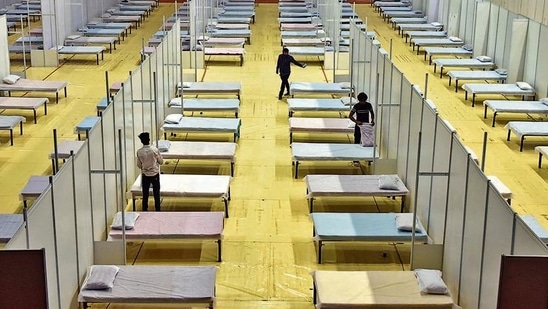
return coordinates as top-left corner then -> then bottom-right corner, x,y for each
177,81 -> 241,99
0,115 -> 25,146
108,211 -> 224,261
200,37 -> 246,47
0,78 -> 67,104
433,59 -> 495,78
211,23 -> 249,30
162,116 -> 241,142
19,175 -> 50,208
304,174 -> 408,212
312,270 -> 455,308
168,97 -> 240,117
286,46 -> 326,58
289,117 -> 353,143
311,212 -> 427,263
75,116 -> 101,140
405,30 -> 446,43
462,83 -> 536,107
423,46 -> 473,64
287,98 -> 350,116
280,23 -> 318,31
278,17 -> 313,24
505,121 -> 548,151
447,70 -> 507,92
129,174 -> 232,216
78,266 -> 216,308
87,22 -> 132,36
208,29 -> 251,44
216,16 -> 252,24
518,214 -> 548,243
218,11 -> 255,23
101,15 -> 141,28
382,10 -> 424,21
291,143 -> 378,178
81,28 -> 125,42
159,140 -> 237,176
289,82 -> 352,97
398,23 -> 442,35
64,36 -> 117,53
391,17 -> 427,29
280,30 -> 318,39
48,140 -> 86,173
204,47 -> 245,66
281,38 -> 325,46
56,46 -> 106,65
14,36 -> 43,44
279,12 -> 314,18
411,38 -> 464,54
482,100 -> 548,127
0,97 -> 48,124
374,1 -> 411,11
0,214 -> 24,243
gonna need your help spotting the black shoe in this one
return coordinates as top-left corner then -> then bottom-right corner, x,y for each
278,95 -> 282,100
284,93 -> 290,96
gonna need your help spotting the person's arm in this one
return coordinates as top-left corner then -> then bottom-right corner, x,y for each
156,149 -> 163,165
276,54 -> 281,74
290,56 -> 306,68
369,106 -> 375,125
349,108 -> 361,125
136,154 -> 142,169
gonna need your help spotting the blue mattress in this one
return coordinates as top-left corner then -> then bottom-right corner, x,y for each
519,214 -> 548,243
0,214 -> 24,243
291,143 -> 377,161
288,98 -> 348,113
76,116 -> 101,131
162,117 -> 241,135
168,98 -> 240,111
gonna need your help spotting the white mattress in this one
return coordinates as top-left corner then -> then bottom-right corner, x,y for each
304,174 -> 409,197
505,121 -> 548,138
287,47 -> 325,56
162,117 -> 241,135
78,266 -> 216,304
292,143 -> 378,161
290,82 -> 351,95
168,98 -> 240,112
160,141 -> 236,160
289,117 -> 354,133
433,58 -> 494,68
0,115 -> 25,129
462,83 -> 536,96
130,174 -> 231,199
57,46 -> 106,54
412,38 -> 464,46
483,100 -> 548,114
447,71 -> 507,80
288,98 -> 349,113
177,81 -> 241,95
424,47 -> 472,56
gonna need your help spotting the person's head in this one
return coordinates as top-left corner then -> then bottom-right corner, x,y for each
138,132 -> 150,145
282,47 -> 289,55
357,92 -> 368,102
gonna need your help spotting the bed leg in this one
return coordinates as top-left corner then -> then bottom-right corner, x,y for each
217,239 -> 222,262
309,198 -> 314,213
64,87 -> 67,98
506,129 -> 511,141
56,92 -> 59,103
318,240 -> 323,264
464,91 -> 468,101
520,137 -> 524,152
439,67 -> 443,79
471,94 -> 476,107
224,199 -> 228,218
33,110 -> 37,124
289,132 -> 293,144
10,129 -> 13,146
538,153 -> 543,169
294,161 -> 299,179
132,198 -> 136,211
455,80 -> 460,93
230,162 -> 234,177
492,113 -> 496,127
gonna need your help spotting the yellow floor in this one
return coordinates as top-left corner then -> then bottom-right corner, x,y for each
2,3 -> 548,308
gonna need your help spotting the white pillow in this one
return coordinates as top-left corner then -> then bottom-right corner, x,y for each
83,265 -> 120,290
106,8 -> 116,13
540,98 -> 548,106
164,113 -> 183,124
338,82 -> 351,89
516,82 -> 533,90
168,97 -> 182,107
66,34 -> 81,40
461,44 -> 473,51
56,46 -> 64,51
475,55 -> 492,62
340,96 -> 356,106
102,13 -> 112,18
87,21 -> 99,25
181,82 -> 192,88
414,269 -> 449,295
448,36 -> 462,42
2,74 -> 21,85
111,212 -> 140,230
495,68 -> 507,76
431,22 -> 442,27
157,140 -> 171,152
198,35 -> 210,41
395,213 -> 423,233
378,175 -> 400,190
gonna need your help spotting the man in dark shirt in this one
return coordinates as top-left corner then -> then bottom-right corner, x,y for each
349,92 -> 375,144
276,47 -> 307,100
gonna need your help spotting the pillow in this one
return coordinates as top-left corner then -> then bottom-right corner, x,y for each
0,9 -> 7,14
181,82 -> 192,88
198,35 -> 210,41
540,98 -> 548,105
516,82 -> 533,90
157,140 -> 171,152
448,36 -> 462,42
106,8 -> 116,13
414,269 -> 449,295
378,175 -> 400,190
475,55 -> 492,62
168,97 -> 182,107
431,22 -> 442,27
111,212 -> 140,230
193,45 -> 203,51
495,68 -> 507,76
164,113 -> 183,124
56,46 -> 64,51
339,82 -> 351,89
2,74 -> 21,85
340,96 -> 356,106
461,44 -> 473,51
66,34 -> 81,40
87,21 -> 99,25
102,13 -> 112,18
316,29 -> 326,35
395,213 -> 422,233
83,265 -> 120,290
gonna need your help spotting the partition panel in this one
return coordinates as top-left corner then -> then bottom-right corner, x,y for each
100,104 -> 121,220
403,86 -> 424,211
0,16 -> 9,78
473,2 -> 490,57
459,163 -> 489,309
87,122 -> 108,241
416,100 -> 437,228
512,216 -> 548,255
385,66 -> 403,160
442,139 -> 469,299
130,68 -> 146,137
507,19 -> 528,82
534,24 -> 548,98
368,39 -> 379,101
486,4 -> 500,58
52,162 -> 79,308
494,8 -> 509,67
523,20 -> 540,86
479,190 -> 514,309
396,79 -> 413,180
26,189 -> 60,309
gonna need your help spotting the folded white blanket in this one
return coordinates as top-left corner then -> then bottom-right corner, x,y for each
111,212 -> 140,230
395,213 -> 422,232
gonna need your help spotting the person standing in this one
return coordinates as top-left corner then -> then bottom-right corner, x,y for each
276,47 -> 307,100
136,132 -> 163,211
348,92 -> 375,144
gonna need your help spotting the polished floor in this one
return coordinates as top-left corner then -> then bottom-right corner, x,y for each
2,2 -> 548,308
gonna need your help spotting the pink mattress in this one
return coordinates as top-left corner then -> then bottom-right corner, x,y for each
0,78 -> 68,92
109,211 -> 224,239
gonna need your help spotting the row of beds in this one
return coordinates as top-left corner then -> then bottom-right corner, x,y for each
377,0 -> 548,155
8,0 -> 158,65
142,0 -> 255,66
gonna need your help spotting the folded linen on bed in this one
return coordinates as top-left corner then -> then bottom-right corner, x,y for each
83,265 -> 120,290
476,55 -> 492,62
448,36 -> 462,42
111,212 -> 140,230
3,74 -> 21,85
164,113 -> 183,124
395,213 -> 423,232
495,68 -> 507,76
157,140 -> 171,152
414,269 -> 449,295
379,174 -> 400,190
340,96 -> 357,105
516,81 -> 533,90
461,44 -> 473,51
541,98 -> 548,105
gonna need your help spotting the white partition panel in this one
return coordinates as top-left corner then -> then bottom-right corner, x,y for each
396,79 -> 414,181
507,19 -> 528,83
416,100 -> 437,229
403,86 -> 424,211
0,16 -> 9,78
523,20 -> 541,87
130,68 -> 146,137
27,188 -> 60,309
494,8 -> 509,67
442,138 -> 469,299
379,62 -> 402,161
52,162 -> 79,308
534,24 -> 548,99
479,189 -> 514,309
459,163 -> 489,309
88,121 -> 108,241
426,118 -> 453,243
486,4 -> 500,58
473,2 -> 491,57
100,103 -> 120,220
368,39 -> 379,101
513,216 -> 548,254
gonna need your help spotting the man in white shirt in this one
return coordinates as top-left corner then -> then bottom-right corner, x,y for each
136,132 -> 163,211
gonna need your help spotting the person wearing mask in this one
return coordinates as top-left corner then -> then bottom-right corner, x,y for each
136,132 -> 163,211
276,47 -> 307,100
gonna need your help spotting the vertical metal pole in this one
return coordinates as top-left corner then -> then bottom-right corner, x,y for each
119,130 -> 127,264
86,130 -> 96,246
410,132 -> 423,269
424,73 -> 429,99
52,129 -> 59,174
49,175 -> 62,307
480,132 -> 488,172
105,71 -> 110,101
70,150 -> 81,289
